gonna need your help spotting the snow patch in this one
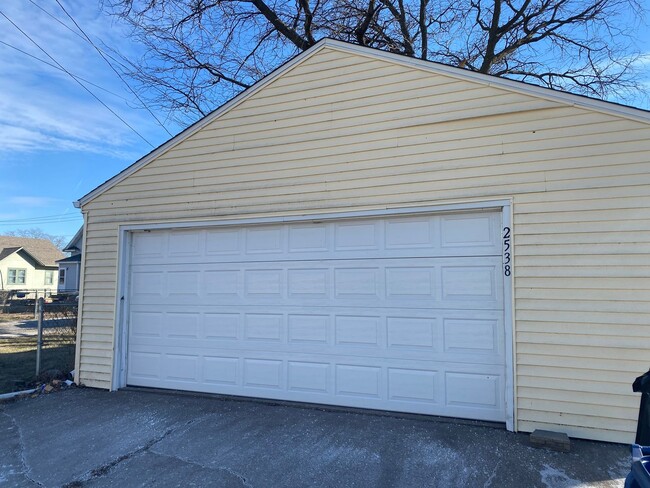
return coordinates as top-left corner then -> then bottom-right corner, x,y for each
608,456 -> 631,481
540,464 -> 584,488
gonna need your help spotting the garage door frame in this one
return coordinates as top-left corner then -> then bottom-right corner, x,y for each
110,199 -> 515,430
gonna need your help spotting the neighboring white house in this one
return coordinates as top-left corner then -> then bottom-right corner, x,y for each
0,236 -> 64,293
57,227 -> 83,294
72,39 -> 650,444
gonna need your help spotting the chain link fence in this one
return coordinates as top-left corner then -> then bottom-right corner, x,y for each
36,301 -> 77,379
0,301 -> 77,394
0,289 -> 60,314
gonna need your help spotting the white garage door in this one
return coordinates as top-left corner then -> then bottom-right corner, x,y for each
126,211 -> 506,422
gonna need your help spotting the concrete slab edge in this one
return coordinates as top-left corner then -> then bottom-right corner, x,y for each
120,386 -> 506,431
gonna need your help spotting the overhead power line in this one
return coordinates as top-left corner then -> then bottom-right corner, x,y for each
0,217 -> 82,227
0,10 -> 154,148
0,212 -> 83,224
26,0 -> 131,72
0,40 -> 131,102
52,0 -> 173,137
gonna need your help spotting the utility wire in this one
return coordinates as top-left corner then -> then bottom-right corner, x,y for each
27,0 -> 132,73
52,0 -> 173,137
0,40 -> 131,102
0,10 -> 154,147
0,212 -> 83,223
28,0 -> 93,43
27,0 -> 177,129
0,218 -> 82,224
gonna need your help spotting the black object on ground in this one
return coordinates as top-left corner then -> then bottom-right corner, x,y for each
634,370 -> 650,445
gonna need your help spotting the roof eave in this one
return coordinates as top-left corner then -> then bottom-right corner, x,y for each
62,226 -> 83,253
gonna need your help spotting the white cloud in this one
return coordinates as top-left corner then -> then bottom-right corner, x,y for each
8,196 -> 59,207
0,1 -> 174,158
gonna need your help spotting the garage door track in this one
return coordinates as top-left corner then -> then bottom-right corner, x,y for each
0,388 -> 630,487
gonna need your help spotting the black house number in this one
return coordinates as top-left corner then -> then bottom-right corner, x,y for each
503,227 -> 511,276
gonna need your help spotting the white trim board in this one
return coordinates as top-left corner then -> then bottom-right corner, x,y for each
117,200 -> 513,232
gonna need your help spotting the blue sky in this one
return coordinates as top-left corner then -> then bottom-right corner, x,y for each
0,1 -> 183,242
0,1 -> 649,245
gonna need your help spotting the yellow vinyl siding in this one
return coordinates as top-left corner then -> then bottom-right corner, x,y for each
76,216 -> 118,386
78,46 -> 650,443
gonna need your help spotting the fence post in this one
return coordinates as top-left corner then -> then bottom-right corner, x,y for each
34,290 -> 39,318
35,297 -> 44,376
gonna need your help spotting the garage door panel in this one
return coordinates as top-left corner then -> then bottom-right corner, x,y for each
440,213 -> 498,249
444,317 -> 500,354
126,211 -> 506,423
445,371 -> 502,411
388,368 -> 438,403
131,332 -> 503,366
204,313 -> 240,340
162,353 -> 200,383
288,360 -> 330,394
128,340 -> 505,365
130,311 -> 163,338
127,308 -> 504,364
126,345 -> 506,421
129,257 -> 503,310
130,212 -> 502,266
203,356 -> 238,385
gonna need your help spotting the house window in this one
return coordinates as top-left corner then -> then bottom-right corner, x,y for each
59,269 -> 66,286
45,271 -> 54,285
8,268 -> 26,285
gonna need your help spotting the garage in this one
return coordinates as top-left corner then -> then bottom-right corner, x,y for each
124,210 -> 508,422
74,39 -> 650,443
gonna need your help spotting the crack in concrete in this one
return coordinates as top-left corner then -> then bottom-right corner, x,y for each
1,409 -> 44,487
217,466 -> 253,488
483,460 -> 500,488
61,412 -> 216,488
152,450 -> 253,488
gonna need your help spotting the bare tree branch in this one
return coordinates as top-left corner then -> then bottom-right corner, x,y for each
103,0 -> 648,124
248,0 -> 312,50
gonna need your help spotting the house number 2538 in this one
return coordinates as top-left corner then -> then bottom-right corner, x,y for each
503,227 -> 511,276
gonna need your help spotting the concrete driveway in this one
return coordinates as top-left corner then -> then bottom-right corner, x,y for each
0,388 -> 631,487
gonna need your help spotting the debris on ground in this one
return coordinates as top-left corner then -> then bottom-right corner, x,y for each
28,378 -> 76,398
1,370 -> 77,403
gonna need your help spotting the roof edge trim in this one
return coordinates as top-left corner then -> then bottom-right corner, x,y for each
322,39 -> 650,124
62,226 -> 83,253
15,247 -> 47,268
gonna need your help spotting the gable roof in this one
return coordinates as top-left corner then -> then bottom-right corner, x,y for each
0,236 -> 64,267
74,38 -> 650,208
57,254 -> 82,264
62,227 -> 83,253
0,247 -> 22,261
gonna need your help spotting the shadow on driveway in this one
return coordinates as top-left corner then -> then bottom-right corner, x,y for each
0,388 -> 630,487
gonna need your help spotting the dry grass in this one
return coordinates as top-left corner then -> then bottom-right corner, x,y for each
0,312 -> 34,323
0,334 -> 75,394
